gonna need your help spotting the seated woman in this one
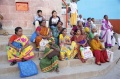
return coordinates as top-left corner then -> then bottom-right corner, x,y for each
90,33 -> 109,65
85,27 -> 104,46
52,21 -> 63,45
73,29 -> 88,63
70,21 -> 83,38
40,37 -> 60,73
7,27 -> 34,66
35,20 -> 51,51
59,28 -> 77,60
49,10 -> 61,30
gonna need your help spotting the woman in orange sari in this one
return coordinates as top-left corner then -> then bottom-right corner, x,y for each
35,20 -> 51,51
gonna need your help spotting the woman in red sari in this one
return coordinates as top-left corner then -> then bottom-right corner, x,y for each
73,29 -> 88,63
90,33 -> 109,65
71,21 -> 83,41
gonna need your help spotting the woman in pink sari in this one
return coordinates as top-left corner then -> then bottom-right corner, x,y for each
101,15 -> 113,48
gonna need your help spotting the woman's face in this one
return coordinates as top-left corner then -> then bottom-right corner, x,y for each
76,30 -> 81,35
17,29 -> 22,36
92,28 -> 97,33
53,12 -> 57,17
41,21 -> 46,26
88,22 -> 91,26
62,29 -> 67,35
57,22 -> 62,28
94,35 -> 99,40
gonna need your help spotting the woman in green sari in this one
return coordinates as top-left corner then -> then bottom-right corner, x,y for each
40,37 -> 60,73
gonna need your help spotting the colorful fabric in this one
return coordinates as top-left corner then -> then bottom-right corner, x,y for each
35,26 -> 49,48
101,19 -> 112,47
73,35 -> 87,46
7,35 -> 34,62
51,26 -> 59,45
59,34 -> 77,59
90,39 -> 104,51
30,32 -> 37,42
40,43 -> 59,72
84,27 -> 90,33
93,50 -> 108,64
18,60 -> 38,78
70,12 -> 77,26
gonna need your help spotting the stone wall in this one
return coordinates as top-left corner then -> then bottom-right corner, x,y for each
0,0 -> 62,34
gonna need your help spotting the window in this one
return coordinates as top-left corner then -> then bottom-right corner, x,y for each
16,2 -> 28,11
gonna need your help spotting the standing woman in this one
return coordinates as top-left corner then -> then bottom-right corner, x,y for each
70,0 -> 78,27
7,27 -> 34,66
49,10 -> 61,30
101,15 -> 113,48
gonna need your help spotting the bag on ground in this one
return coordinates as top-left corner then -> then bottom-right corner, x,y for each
106,50 -> 114,62
80,46 -> 93,59
18,60 -> 38,78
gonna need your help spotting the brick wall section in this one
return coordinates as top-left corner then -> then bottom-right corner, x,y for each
0,0 -> 62,34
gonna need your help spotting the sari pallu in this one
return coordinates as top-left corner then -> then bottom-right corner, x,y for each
73,35 -> 88,60
7,35 -> 34,62
101,19 -> 112,47
51,26 -> 59,45
40,44 -> 59,72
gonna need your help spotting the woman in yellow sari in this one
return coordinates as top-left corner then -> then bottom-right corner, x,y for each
59,28 -> 77,60
7,27 -> 34,66
35,20 -> 51,51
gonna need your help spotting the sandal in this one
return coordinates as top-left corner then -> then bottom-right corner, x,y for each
10,61 -> 17,66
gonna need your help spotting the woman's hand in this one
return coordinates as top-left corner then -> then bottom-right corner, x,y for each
101,48 -> 106,51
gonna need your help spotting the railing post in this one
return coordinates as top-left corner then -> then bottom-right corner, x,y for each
62,0 -> 68,28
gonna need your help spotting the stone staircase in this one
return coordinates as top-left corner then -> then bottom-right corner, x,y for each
0,27 -> 120,79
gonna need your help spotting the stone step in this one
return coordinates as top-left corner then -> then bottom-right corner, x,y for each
0,43 -> 118,63
0,58 -> 95,75
0,49 -> 120,79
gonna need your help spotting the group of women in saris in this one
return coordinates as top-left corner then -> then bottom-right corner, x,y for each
7,11 -> 110,73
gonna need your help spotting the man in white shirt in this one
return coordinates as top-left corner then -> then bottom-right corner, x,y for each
91,18 -> 96,29
33,10 -> 45,28
77,14 -> 85,26
70,0 -> 78,26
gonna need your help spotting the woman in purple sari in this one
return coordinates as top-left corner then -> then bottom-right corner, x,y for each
101,15 -> 113,48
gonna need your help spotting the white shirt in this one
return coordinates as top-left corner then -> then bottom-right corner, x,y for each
77,18 -> 85,23
91,21 -> 96,29
70,2 -> 77,13
51,17 -> 59,24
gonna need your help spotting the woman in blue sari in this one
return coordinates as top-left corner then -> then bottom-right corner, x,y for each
52,21 -> 63,45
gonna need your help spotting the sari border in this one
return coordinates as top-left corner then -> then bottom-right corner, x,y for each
41,60 -> 58,72
43,49 -> 54,58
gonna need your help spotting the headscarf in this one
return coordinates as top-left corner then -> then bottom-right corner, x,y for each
94,32 -> 99,37
84,27 -> 90,33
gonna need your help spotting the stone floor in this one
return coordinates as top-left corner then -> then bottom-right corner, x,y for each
89,59 -> 120,79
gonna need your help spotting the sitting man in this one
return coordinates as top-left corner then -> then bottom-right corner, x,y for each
35,20 -> 51,51
33,10 -> 45,28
